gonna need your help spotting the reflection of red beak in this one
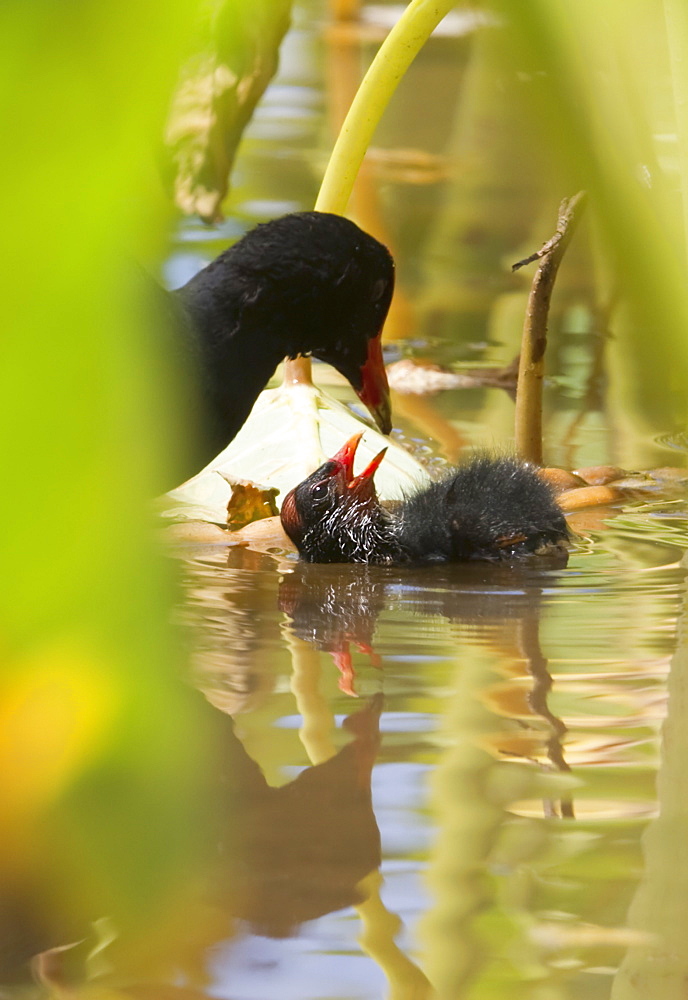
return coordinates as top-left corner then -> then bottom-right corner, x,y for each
357,334 -> 392,435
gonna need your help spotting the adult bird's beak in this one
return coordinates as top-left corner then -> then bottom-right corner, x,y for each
356,334 -> 392,435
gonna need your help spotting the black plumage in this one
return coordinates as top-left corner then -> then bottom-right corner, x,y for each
154,212 -> 395,482
281,434 -> 569,565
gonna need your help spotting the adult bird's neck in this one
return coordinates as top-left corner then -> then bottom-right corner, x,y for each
174,275 -> 286,463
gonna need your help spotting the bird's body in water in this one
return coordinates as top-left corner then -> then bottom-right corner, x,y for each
152,212 -> 394,485
281,434 -> 569,565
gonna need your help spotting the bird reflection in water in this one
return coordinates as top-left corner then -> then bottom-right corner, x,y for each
177,551 -> 386,933
178,551 -> 432,992
278,558 -> 574,816
173,544 -> 577,980
8,688 -> 385,994
278,562 -> 386,696
216,693 -> 383,937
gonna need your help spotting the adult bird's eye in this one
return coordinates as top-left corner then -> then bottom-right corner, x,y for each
371,278 -> 387,302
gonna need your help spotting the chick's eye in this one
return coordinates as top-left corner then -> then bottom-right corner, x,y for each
310,481 -> 329,501
371,278 -> 387,302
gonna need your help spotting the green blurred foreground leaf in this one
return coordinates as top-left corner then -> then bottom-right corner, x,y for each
0,0 -> 219,978
493,0 -> 688,435
164,0 -> 292,222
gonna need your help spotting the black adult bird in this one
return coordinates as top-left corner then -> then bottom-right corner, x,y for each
160,211 -> 395,482
281,434 -> 569,565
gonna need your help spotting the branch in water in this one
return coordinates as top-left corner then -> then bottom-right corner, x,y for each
514,192 -> 587,465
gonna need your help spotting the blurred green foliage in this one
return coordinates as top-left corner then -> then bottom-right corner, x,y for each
491,0 -> 688,434
164,0 -> 292,221
0,0 -> 220,979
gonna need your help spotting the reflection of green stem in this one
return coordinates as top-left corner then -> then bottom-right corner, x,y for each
285,631 -> 337,764
315,0 -> 456,214
611,557 -> 688,999
421,652 -> 504,997
356,870 -> 434,1000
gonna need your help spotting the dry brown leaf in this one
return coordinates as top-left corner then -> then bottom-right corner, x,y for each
223,479 -> 279,530
573,464 -> 628,485
558,485 -> 624,511
386,356 -> 518,395
538,467 -> 587,492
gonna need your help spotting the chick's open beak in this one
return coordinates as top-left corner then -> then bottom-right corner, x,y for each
350,447 -> 387,497
328,433 -> 387,498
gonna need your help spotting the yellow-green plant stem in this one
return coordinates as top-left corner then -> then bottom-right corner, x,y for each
315,0 -> 457,215
286,0 -> 455,387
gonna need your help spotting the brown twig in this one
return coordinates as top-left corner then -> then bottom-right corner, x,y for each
513,192 -> 587,464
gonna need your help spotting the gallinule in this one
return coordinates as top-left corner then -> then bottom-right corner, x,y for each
281,434 -> 569,564
166,212 -> 394,480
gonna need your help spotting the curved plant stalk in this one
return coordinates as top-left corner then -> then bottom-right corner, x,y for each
324,19 -> 416,342
285,0 -> 456,386
315,0 -> 457,216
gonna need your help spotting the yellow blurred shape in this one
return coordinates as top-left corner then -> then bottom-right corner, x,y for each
0,644 -> 118,853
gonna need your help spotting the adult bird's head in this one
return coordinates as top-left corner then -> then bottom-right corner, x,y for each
281,433 -> 391,563
230,212 -> 394,434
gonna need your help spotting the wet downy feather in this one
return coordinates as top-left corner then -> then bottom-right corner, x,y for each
281,441 -> 569,566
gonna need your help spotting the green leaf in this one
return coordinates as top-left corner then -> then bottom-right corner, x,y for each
164,0 -> 292,221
